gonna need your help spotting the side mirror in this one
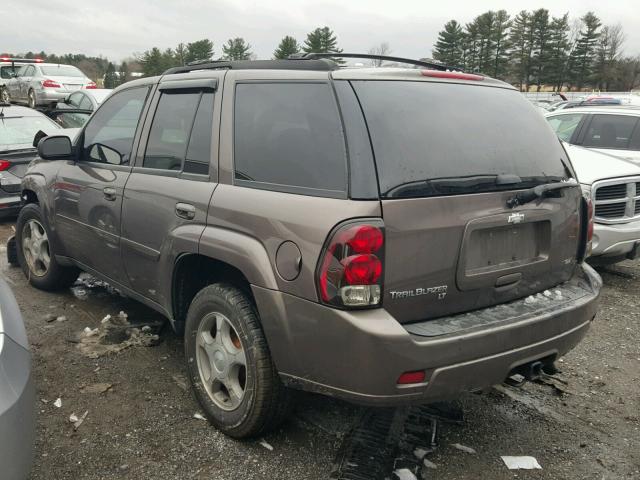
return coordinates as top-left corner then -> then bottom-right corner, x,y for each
37,135 -> 73,160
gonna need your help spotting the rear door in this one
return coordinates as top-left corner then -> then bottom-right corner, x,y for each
351,80 -> 581,324
53,85 -> 151,283
120,76 -> 221,306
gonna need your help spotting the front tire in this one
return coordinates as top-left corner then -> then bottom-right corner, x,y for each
0,87 -> 9,103
16,203 -> 79,290
185,283 -> 292,438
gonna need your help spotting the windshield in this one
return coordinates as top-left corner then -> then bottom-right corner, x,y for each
0,116 -> 60,150
351,81 -> 571,198
40,65 -> 85,77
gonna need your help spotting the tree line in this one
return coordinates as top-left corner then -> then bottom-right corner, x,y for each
432,9 -> 640,91
137,26 -> 343,77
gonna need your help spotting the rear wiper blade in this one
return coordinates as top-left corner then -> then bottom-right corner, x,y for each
507,179 -> 578,208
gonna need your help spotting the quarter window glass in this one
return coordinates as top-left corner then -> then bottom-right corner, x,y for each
184,92 -> 214,175
79,96 -> 92,110
233,83 -> 347,194
24,66 -> 34,76
68,93 -> 82,107
547,114 -> 584,142
143,91 -> 200,171
82,86 -> 148,165
583,115 -> 639,149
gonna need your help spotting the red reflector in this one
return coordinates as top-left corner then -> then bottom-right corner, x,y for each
85,81 -> 97,89
343,254 -> 382,285
421,70 -> 484,81
397,370 -> 426,384
347,225 -> 383,254
42,79 -> 61,88
0,160 -> 11,171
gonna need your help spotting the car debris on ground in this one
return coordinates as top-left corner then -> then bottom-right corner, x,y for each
500,455 -> 542,470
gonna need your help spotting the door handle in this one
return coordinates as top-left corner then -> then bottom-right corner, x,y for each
103,187 -> 117,201
175,202 -> 196,220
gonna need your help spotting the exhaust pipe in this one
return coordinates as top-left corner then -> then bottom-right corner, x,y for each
522,361 -> 544,381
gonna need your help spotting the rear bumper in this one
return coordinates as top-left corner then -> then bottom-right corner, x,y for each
254,263 -> 601,406
35,89 -> 67,105
0,193 -> 22,217
592,219 -> 640,258
0,335 -> 35,479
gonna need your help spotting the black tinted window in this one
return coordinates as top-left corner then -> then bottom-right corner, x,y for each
82,86 -> 148,165
184,92 -> 214,175
352,81 -> 570,198
234,83 -> 346,195
143,91 -> 200,171
583,115 -> 638,149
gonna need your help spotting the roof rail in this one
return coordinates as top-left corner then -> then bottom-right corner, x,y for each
162,58 -> 337,75
290,52 -> 461,72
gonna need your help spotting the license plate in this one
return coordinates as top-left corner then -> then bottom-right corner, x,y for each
64,84 -> 81,90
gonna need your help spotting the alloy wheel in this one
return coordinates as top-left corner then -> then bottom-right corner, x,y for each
196,312 -> 247,411
21,219 -> 50,277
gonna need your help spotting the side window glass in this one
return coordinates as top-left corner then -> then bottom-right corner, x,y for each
630,122 -> 640,150
583,115 -> 638,149
68,93 -> 82,107
24,66 -> 34,77
79,96 -> 93,110
547,114 -> 584,142
142,91 -> 200,171
184,92 -> 214,175
82,86 -> 148,165
233,83 -> 347,195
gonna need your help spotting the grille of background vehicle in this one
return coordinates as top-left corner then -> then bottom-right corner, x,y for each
592,178 -> 640,223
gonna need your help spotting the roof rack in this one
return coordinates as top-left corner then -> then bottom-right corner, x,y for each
291,52 -> 461,72
163,58 -> 337,75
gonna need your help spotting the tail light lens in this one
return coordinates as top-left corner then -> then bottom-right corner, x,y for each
0,160 -> 10,171
317,220 -> 384,308
84,81 -> 97,89
41,79 -> 61,88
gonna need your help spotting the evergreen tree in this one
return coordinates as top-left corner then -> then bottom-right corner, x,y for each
273,36 -> 300,59
222,38 -> 252,61
544,14 -> 571,89
568,12 -> 601,90
508,10 -> 534,90
303,26 -> 343,62
491,10 -> 511,78
433,20 -> 465,67
139,47 -> 178,76
185,39 -> 214,64
531,9 -> 551,91
103,62 -> 118,89
119,61 -> 130,85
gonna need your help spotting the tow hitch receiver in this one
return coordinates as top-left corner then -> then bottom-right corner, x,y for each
505,360 -> 548,386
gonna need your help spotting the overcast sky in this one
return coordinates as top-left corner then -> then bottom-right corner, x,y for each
2,0 -> 638,63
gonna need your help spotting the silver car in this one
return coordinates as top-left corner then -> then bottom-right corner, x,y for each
0,278 -> 35,479
49,88 -> 112,128
6,62 -> 96,108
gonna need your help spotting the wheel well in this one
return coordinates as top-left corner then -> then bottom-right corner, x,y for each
22,189 -> 38,205
172,254 -> 253,331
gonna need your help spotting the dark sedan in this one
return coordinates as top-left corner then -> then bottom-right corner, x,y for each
0,102 -> 61,216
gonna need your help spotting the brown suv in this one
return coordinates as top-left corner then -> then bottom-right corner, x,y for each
16,54 -> 601,438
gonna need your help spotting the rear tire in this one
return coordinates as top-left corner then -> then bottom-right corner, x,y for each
27,89 -> 36,109
184,283 -> 292,438
16,203 -> 79,290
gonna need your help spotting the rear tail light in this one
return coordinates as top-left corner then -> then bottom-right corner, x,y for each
84,81 -> 97,89
41,79 -> 61,88
397,370 -> 426,385
421,70 -> 484,81
317,220 -> 385,308
0,160 -> 10,171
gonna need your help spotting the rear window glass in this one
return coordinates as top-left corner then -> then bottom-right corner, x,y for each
234,82 -> 347,196
40,65 -> 85,77
582,114 -> 639,149
0,116 -> 59,148
352,81 -> 570,198
0,65 -> 18,79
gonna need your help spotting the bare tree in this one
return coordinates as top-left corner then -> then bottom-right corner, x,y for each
367,42 -> 392,66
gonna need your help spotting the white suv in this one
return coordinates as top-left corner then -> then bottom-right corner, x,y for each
563,143 -> 640,264
546,106 -> 640,163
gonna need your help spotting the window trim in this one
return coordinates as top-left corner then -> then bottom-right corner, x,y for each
578,113 -> 640,151
77,84 -> 152,170
231,80 -> 349,199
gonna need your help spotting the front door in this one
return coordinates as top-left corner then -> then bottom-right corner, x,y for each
53,85 -> 151,285
120,78 -> 221,306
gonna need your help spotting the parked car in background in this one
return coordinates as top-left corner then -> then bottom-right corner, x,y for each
0,102 -> 61,216
5,63 -> 96,109
549,97 -> 624,112
546,107 -> 640,162
563,143 -> 640,264
47,89 -> 112,128
0,278 -> 36,479
0,57 -> 39,104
